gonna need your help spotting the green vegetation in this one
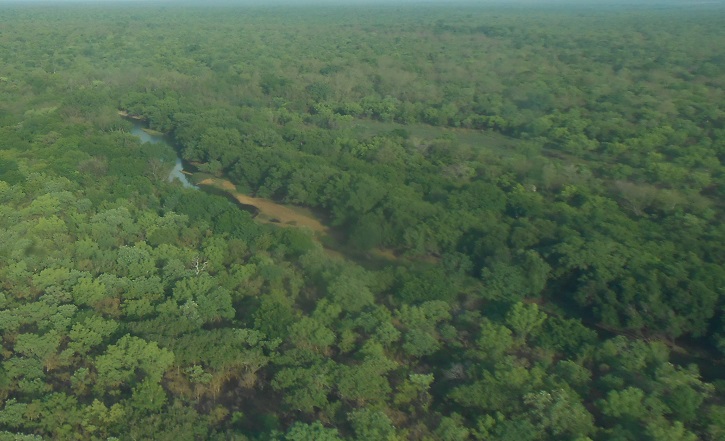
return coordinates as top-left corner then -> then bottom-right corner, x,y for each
1,2 -> 724,440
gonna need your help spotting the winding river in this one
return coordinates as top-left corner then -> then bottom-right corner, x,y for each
126,118 -> 328,234
129,121 -> 197,189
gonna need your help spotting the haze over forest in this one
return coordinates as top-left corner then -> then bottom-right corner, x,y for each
4,0 -> 725,5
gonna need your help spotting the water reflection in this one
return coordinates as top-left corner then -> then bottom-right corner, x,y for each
129,123 -> 197,189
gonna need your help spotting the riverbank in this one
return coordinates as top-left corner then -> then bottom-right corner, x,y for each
196,176 -> 329,234
117,110 -> 144,121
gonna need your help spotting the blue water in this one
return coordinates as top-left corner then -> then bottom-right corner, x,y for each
130,123 -> 197,189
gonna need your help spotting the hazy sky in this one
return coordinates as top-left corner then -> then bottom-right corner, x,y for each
3,0 -> 723,5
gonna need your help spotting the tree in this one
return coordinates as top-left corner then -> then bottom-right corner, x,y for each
433,413 -> 470,441
326,268 -> 374,313
272,362 -> 335,414
289,317 -> 336,355
536,317 -> 597,356
94,335 -> 174,396
482,251 -> 550,302
397,301 -> 452,357
130,379 -> 168,414
254,294 -> 297,341
524,389 -> 595,438
13,331 -> 62,371
336,343 -> 396,405
469,319 -> 514,362
172,275 -> 234,325
63,317 -> 119,359
80,399 -> 125,439
645,419 -> 697,441
282,421 -> 342,441
505,302 -> 547,342
71,277 -> 108,307
393,373 -> 433,412
347,409 -> 399,441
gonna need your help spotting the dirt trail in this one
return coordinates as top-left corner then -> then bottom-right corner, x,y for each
197,177 -> 328,233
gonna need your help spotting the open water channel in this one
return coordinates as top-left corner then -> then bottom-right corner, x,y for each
126,118 -> 329,233
129,121 -> 197,189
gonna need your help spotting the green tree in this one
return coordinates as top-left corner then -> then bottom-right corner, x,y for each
347,409 -> 399,441
505,302 -> 547,342
282,421 -> 342,441
272,361 -> 335,414
94,335 -> 174,396
524,389 -> 595,438
172,275 -> 234,325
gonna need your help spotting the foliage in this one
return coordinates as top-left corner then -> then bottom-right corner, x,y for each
0,2 -> 723,440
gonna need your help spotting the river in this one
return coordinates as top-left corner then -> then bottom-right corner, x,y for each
125,118 -> 329,233
129,121 -> 197,189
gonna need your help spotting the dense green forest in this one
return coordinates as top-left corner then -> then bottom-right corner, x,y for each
1,2 -> 724,440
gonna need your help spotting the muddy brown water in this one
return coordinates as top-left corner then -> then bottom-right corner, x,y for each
197,177 -> 328,233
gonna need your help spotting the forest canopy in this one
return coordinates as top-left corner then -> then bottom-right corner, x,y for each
0,2 -> 724,440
